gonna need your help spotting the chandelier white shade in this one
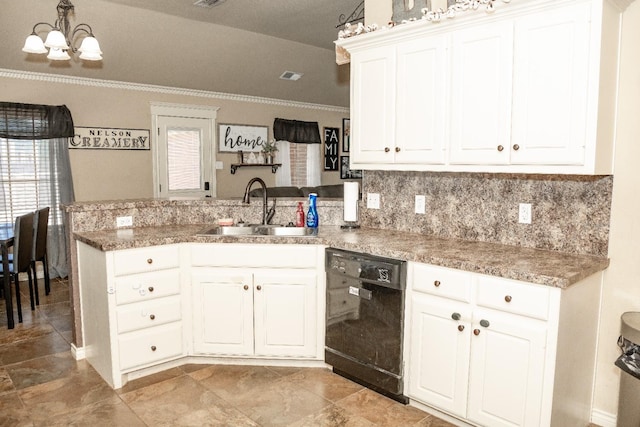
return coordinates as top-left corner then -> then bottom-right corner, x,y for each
23,0 -> 102,62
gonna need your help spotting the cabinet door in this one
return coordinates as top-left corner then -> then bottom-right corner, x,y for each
350,45 -> 396,164
449,22 -> 513,165
408,293 -> 471,418
395,36 -> 448,165
467,308 -> 547,427
192,269 -> 254,355
511,4 -> 591,165
253,270 -> 317,358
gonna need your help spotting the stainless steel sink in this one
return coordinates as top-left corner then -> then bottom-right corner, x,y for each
197,225 -> 316,237
198,226 -> 257,236
259,226 -> 317,237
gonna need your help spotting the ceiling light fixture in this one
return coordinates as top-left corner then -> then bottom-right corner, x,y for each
22,0 -> 102,62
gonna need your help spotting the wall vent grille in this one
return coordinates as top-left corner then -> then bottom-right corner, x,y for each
279,71 -> 304,81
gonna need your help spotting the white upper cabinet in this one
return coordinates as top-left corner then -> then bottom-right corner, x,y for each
350,36 -> 448,166
337,0 -> 622,174
350,45 -> 396,164
396,35 -> 448,165
449,22 -> 514,165
510,3 -> 592,166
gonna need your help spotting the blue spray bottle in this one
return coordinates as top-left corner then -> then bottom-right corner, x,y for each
306,193 -> 319,228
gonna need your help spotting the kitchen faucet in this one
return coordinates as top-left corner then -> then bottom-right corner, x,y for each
242,177 -> 270,225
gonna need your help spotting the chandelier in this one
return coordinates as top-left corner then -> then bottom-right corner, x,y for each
22,0 -> 102,61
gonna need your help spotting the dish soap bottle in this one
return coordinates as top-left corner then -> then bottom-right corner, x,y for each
295,201 -> 305,227
306,193 -> 319,228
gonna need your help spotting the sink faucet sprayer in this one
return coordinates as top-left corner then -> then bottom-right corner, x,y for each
242,177 -> 275,225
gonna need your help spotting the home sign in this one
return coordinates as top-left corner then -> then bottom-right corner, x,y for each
70,127 -> 150,150
219,124 -> 268,153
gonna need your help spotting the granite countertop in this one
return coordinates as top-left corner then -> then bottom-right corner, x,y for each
74,225 -> 609,289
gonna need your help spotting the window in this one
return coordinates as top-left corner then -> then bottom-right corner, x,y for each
0,138 -> 57,223
0,101 -> 75,278
289,143 -> 308,187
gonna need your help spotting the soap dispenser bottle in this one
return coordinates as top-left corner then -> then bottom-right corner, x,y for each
295,201 -> 305,227
306,193 -> 319,228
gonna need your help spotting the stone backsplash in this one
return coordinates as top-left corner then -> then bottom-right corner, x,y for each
66,198 -> 345,233
361,171 -> 613,257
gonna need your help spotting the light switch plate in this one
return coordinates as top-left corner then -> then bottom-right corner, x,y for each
415,195 -> 426,214
367,193 -> 380,209
518,203 -> 532,224
116,216 -> 133,227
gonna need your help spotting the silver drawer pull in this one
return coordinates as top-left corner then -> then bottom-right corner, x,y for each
451,312 -> 461,321
480,319 -> 490,328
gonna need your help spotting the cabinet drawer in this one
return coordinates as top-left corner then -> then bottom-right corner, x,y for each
113,245 -> 180,276
412,263 -> 472,303
115,269 -> 181,305
118,322 -> 183,371
116,295 -> 182,334
190,244 -> 318,268
476,276 -> 550,320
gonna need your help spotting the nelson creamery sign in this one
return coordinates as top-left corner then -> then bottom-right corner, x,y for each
70,127 -> 150,150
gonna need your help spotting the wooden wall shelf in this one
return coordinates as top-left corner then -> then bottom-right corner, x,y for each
230,163 -> 281,174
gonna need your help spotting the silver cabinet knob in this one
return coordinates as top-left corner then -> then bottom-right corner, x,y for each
451,312 -> 461,321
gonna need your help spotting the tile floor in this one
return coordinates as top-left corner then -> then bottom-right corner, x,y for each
0,278 -> 457,427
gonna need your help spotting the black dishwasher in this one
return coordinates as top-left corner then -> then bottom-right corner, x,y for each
325,248 -> 408,403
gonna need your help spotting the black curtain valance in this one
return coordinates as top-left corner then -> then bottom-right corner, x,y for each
0,102 -> 75,140
273,118 -> 321,144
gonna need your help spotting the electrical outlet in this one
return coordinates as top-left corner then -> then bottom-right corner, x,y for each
415,195 -> 426,214
367,193 -> 380,209
116,216 -> 133,227
518,203 -> 532,224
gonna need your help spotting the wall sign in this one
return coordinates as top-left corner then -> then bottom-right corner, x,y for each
341,156 -> 363,179
69,127 -> 150,150
324,127 -> 339,171
218,123 -> 268,152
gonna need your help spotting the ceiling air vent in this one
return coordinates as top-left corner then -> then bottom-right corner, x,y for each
193,0 -> 227,8
279,71 -> 304,81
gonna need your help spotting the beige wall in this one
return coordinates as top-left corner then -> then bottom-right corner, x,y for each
365,0 -> 393,25
593,2 -> 640,419
0,75 -> 348,201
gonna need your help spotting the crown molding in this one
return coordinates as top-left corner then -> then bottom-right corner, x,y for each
0,68 -> 349,114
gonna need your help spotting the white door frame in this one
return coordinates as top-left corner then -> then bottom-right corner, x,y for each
150,102 -> 220,198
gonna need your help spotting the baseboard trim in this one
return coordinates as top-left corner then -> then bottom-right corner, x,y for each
71,344 -> 85,360
592,408 -> 616,427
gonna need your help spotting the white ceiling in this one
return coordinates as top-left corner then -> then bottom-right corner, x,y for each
100,0 -> 364,50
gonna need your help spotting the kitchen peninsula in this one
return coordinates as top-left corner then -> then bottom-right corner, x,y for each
65,197 -> 609,426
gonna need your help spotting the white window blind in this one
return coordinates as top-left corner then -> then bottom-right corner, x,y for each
167,129 -> 201,191
0,137 -> 55,224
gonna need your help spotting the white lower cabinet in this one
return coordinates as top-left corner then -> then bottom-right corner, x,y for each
77,242 -> 324,389
77,242 -> 186,389
190,243 -> 324,360
406,262 -> 601,426
192,268 -> 318,358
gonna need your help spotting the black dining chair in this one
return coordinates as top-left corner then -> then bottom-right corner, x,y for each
32,207 -> 50,299
0,212 -> 35,323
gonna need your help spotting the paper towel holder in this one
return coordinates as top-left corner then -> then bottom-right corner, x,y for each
341,181 -> 361,230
